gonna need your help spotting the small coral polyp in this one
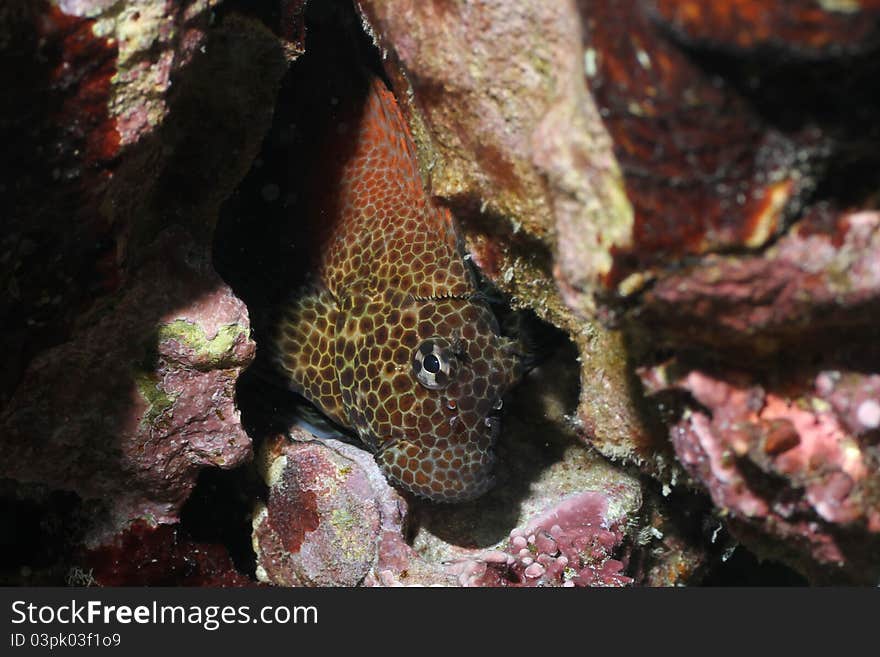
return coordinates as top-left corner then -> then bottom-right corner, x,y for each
502,492 -> 631,587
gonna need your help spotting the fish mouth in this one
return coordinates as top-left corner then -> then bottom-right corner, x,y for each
374,431 -> 497,503
368,393 -> 507,502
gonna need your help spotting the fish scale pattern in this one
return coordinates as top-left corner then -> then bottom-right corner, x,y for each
276,76 -> 522,502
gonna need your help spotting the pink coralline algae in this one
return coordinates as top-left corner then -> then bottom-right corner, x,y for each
817,372 -> 880,438
642,366 -> 880,580
454,491 -> 633,588
638,210 -> 880,349
252,431 -> 458,587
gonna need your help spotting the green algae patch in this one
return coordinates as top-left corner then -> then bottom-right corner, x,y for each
134,371 -> 177,430
330,508 -> 357,534
157,320 -> 248,369
329,507 -> 370,563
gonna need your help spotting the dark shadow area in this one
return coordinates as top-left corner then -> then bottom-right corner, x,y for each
0,486 -> 86,585
0,1 -> 120,407
702,547 -> 809,586
670,35 -> 880,209
178,466 -> 263,579
626,479 -> 808,586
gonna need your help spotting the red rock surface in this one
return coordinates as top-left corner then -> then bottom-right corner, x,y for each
650,0 -> 880,55
583,0 -> 820,280
81,520 -> 253,586
252,431 -> 458,587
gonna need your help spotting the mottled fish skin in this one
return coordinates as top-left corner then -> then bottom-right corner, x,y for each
275,75 -> 521,502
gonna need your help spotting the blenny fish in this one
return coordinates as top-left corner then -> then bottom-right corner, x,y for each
274,75 -> 522,502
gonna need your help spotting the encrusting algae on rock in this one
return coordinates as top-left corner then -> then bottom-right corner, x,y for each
274,74 -> 523,502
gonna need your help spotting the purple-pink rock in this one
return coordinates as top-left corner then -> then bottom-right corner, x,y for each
253,430 -> 458,587
0,228 -> 255,543
455,491 -> 633,587
641,366 -> 880,581
638,211 -> 880,350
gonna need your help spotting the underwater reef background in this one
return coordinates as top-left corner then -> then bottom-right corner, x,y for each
2,0 -> 880,586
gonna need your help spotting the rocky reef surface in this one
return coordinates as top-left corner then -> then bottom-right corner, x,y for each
3,0 -> 878,585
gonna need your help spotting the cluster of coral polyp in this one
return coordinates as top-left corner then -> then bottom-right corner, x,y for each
464,492 -> 633,588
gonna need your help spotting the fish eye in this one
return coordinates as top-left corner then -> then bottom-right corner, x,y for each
412,339 -> 455,390
423,353 -> 441,374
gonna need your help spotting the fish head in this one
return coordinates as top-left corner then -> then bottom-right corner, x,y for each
342,290 -> 522,502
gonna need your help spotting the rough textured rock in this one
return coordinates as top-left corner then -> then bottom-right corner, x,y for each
649,0 -> 880,55
1,0 -> 287,555
1,228 -> 254,542
635,210 -> 880,353
252,431 -> 438,587
80,520 -> 253,586
641,366 -> 880,582
634,505 -> 710,587
583,0 -> 816,279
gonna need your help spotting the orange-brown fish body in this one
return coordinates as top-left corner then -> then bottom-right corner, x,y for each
275,76 -> 521,502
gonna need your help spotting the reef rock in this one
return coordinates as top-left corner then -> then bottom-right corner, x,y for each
641,366 -> 880,583
252,431 -> 450,587
1,0 -> 286,551
1,227 -> 254,542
